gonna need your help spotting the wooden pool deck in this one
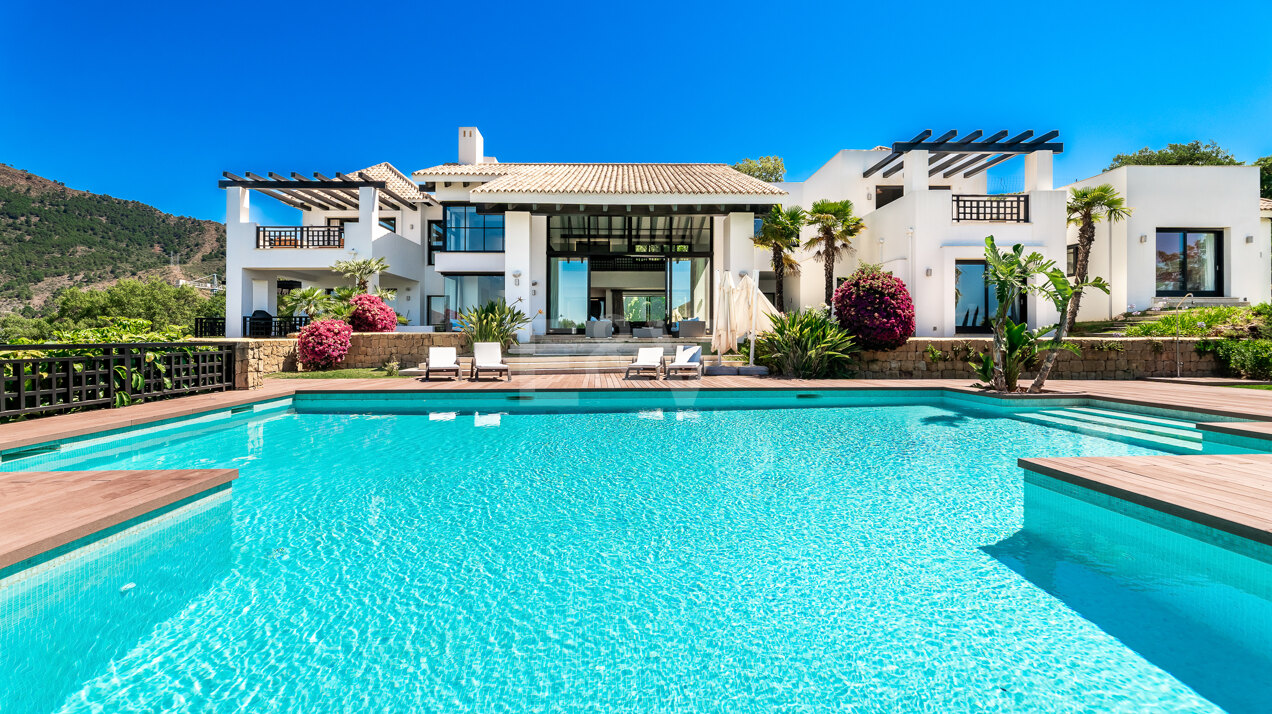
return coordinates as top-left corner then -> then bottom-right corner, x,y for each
6,375 -> 1272,572
1019,454 -> 1272,547
0,469 -> 236,571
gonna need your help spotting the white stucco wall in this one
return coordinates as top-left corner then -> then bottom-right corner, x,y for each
1065,166 -> 1267,320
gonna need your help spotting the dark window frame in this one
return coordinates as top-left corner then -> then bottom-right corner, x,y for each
1154,228 -> 1224,298
426,219 -> 444,265
1066,245 -> 1078,277
954,259 -> 1027,335
442,204 -> 505,252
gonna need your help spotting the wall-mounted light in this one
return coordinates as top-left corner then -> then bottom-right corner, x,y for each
1139,234 -> 1147,244
1246,234 -> 1255,244
738,270 -> 747,277
925,268 -> 933,277
512,269 -> 522,286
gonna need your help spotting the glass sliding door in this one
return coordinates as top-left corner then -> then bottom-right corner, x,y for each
441,275 -> 505,330
549,257 -> 589,331
954,260 -> 1025,333
1156,230 -> 1221,296
668,257 -> 709,323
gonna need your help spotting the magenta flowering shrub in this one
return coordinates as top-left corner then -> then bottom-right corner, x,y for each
831,265 -> 916,351
348,294 -> 397,333
297,318 -> 353,369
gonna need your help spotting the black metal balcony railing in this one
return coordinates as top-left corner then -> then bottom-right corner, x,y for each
256,226 -> 344,249
194,317 -> 226,337
242,315 -> 310,338
952,195 -> 1030,223
1,342 -> 234,420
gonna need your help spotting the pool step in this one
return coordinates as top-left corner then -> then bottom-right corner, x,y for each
1042,409 -> 1201,441
1057,406 -> 1200,431
1016,410 -> 1202,452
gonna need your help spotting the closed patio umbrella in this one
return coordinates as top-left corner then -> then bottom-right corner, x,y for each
711,270 -> 738,357
732,273 -> 779,366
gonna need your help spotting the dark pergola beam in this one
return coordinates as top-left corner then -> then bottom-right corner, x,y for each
881,161 -> 906,178
357,172 -> 418,211
222,172 -> 312,210
248,173 -> 340,211
287,173 -> 360,211
942,153 -> 995,178
929,153 -> 971,176
863,129 -> 931,178
963,153 -> 1017,178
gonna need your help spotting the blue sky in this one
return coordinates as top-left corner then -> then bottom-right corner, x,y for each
3,0 -> 1271,226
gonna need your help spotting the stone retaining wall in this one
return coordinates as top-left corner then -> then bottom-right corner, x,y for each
222,334 -> 1220,389
855,337 -> 1217,380
340,332 -> 469,369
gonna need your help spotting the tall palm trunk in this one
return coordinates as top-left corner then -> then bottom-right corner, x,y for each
1066,213 -> 1096,331
772,245 -> 785,312
824,251 -> 835,306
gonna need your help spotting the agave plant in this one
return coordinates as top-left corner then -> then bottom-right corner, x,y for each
456,298 -> 531,349
753,308 -> 859,378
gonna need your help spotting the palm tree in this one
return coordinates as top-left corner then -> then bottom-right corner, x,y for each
1066,184 -> 1131,330
332,257 -> 390,293
803,199 -> 863,305
278,286 -> 332,318
754,205 -> 805,312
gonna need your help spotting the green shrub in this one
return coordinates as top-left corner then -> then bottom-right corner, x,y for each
1125,305 -> 1254,337
1198,338 -> 1272,380
753,308 -> 859,378
457,298 -> 531,349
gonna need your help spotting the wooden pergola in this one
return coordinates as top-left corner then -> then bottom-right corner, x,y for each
217,171 -> 435,211
862,129 -> 1063,180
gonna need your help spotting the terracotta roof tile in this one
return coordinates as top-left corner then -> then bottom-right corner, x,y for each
1261,197 -> 1272,212
352,162 -> 430,204
412,163 -> 785,197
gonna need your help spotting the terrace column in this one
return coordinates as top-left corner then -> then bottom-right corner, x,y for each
224,187 -> 254,338
1025,151 -> 1054,192
504,211 -> 532,342
357,187 -> 380,291
904,150 -> 929,193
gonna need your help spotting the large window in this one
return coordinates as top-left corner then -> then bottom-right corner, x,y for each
326,216 -> 397,232
548,258 -> 589,330
426,220 -> 444,265
435,274 -> 505,330
444,206 -> 504,251
954,260 -> 1025,334
548,215 -> 711,254
1156,229 -> 1221,296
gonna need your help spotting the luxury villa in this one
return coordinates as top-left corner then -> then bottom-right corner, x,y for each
219,128 -> 1270,339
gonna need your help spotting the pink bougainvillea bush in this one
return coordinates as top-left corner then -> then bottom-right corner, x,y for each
348,294 -> 397,333
831,264 -> 916,351
297,318 -> 353,369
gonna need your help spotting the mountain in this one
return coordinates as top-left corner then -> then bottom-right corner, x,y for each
0,164 -> 225,313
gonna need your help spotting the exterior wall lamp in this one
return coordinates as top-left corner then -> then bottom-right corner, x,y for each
925,268 -> 933,277
1246,234 -> 1255,244
512,269 -> 522,286
1139,234 -> 1147,243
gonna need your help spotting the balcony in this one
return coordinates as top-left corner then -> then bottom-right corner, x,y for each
951,195 -> 1029,223
256,226 -> 344,249
242,315 -> 310,337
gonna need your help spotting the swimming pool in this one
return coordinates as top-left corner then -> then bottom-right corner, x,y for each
3,391 -> 1271,712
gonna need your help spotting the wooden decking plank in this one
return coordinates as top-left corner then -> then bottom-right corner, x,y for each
0,469 -> 237,571
1020,454 -> 1272,545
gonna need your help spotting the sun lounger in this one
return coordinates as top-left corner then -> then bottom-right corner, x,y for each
424,346 -> 461,381
666,345 -> 704,379
470,342 -> 511,381
625,347 -> 665,379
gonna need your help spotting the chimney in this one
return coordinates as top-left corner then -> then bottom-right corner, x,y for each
458,127 -> 484,165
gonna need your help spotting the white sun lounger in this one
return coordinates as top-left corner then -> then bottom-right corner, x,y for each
470,342 -> 511,381
666,345 -> 704,379
424,346 -> 461,381
625,347 -> 665,379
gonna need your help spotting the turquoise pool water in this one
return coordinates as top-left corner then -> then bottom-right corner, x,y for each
3,393 -> 1272,712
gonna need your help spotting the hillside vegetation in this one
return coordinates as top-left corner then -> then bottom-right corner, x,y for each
0,164 -> 225,312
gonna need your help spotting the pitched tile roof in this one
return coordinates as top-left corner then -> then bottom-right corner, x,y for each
1261,197 -> 1272,212
413,163 -> 786,197
352,162 -> 431,204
